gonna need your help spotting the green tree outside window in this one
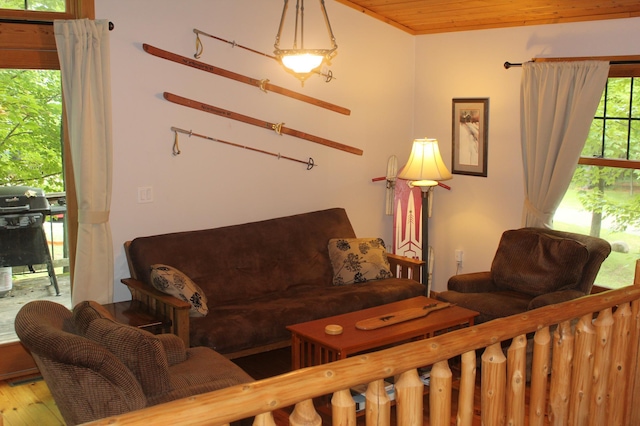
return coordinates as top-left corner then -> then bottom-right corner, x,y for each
0,69 -> 64,193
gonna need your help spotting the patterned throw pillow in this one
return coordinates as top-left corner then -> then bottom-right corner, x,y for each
328,237 -> 394,285
149,264 -> 209,317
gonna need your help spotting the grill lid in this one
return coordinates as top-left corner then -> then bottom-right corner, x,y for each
0,185 -> 50,213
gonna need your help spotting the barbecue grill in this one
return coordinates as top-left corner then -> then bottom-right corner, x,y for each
0,185 -> 60,295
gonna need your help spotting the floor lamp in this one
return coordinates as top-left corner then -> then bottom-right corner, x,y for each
397,138 -> 452,296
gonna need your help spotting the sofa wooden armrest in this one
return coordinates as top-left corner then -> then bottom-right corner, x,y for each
387,253 -> 424,281
121,278 -> 191,347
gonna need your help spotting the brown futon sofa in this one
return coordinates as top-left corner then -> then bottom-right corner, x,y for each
123,208 -> 425,358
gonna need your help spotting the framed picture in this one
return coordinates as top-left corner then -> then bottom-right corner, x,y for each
451,98 -> 489,177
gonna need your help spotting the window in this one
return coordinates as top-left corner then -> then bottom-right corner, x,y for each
554,58 -> 640,289
0,69 -> 63,191
0,1 -> 91,373
0,0 -> 78,20
1,0 -> 66,13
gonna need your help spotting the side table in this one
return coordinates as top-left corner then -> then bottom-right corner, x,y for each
102,300 -> 172,334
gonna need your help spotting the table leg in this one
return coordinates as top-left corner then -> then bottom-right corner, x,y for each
291,333 -> 302,370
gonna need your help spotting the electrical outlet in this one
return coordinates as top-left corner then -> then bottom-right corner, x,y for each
455,249 -> 463,263
137,186 -> 153,203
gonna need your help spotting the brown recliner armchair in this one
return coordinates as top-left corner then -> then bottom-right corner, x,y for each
15,300 -> 254,426
438,227 -> 612,324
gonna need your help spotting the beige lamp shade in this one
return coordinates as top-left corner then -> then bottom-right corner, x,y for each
398,138 -> 452,186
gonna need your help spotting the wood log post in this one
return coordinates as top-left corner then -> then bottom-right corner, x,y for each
481,343 -> 506,426
365,379 -> 391,426
331,388 -> 356,426
429,361 -> 452,426
608,302 -> 632,426
626,258 -> 640,424
506,334 -> 527,426
456,350 -> 477,426
394,369 -> 423,426
289,399 -> 321,426
627,298 -> 640,424
529,327 -> 550,426
549,320 -> 574,425
590,308 -> 613,425
568,313 -> 596,426
253,412 -> 276,426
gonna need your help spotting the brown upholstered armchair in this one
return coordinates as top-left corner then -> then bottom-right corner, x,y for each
438,227 -> 611,324
15,300 -> 253,426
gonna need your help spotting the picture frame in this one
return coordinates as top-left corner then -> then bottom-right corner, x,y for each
451,98 -> 489,177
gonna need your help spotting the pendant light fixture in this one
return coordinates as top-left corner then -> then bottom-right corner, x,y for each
274,0 -> 338,83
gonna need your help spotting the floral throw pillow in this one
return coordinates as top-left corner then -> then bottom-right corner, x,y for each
328,237 -> 394,285
149,264 -> 209,317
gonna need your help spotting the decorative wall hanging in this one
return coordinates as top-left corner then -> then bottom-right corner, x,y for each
170,126 -> 315,170
163,92 -> 363,156
370,155 -> 397,216
193,28 -> 335,83
451,98 -> 489,177
144,44 -> 349,115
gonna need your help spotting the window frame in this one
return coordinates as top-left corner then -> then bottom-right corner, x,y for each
0,0 -> 94,68
1,1 -> 77,21
536,56 -> 640,170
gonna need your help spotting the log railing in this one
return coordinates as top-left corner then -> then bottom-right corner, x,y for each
86,262 -> 640,426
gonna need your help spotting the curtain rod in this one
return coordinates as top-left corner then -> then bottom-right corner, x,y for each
0,18 -> 114,30
505,59 -> 640,69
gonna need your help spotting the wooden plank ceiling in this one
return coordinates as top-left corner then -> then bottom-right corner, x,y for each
334,0 -> 640,35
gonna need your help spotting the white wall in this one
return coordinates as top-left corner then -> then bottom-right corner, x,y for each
95,1 -> 416,301
417,17 -> 640,291
95,0 -> 640,301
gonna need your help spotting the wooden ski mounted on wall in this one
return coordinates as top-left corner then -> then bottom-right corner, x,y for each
143,44 -> 350,116
163,92 -> 363,156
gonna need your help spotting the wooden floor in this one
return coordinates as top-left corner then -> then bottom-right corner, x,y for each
0,374 -> 64,426
0,347 -> 487,426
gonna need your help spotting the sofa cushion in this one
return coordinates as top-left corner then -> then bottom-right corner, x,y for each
85,318 -> 172,396
150,264 -> 208,317
72,300 -> 115,334
190,277 -> 424,354
491,229 -> 589,297
328,237 -> 394,285
126,208 -> 358,305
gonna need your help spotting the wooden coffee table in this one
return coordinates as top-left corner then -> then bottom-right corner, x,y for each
287,296 -> 478,369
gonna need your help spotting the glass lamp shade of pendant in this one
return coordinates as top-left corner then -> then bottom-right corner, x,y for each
398,138 -> 452,186
281,52 -> 325,74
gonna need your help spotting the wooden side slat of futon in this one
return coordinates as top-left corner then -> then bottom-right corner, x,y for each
387,253 -> 424,281
121,278 -> 191,347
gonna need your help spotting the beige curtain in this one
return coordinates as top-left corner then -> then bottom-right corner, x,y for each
54,19 -> 113,305
520,61 -> 610,228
